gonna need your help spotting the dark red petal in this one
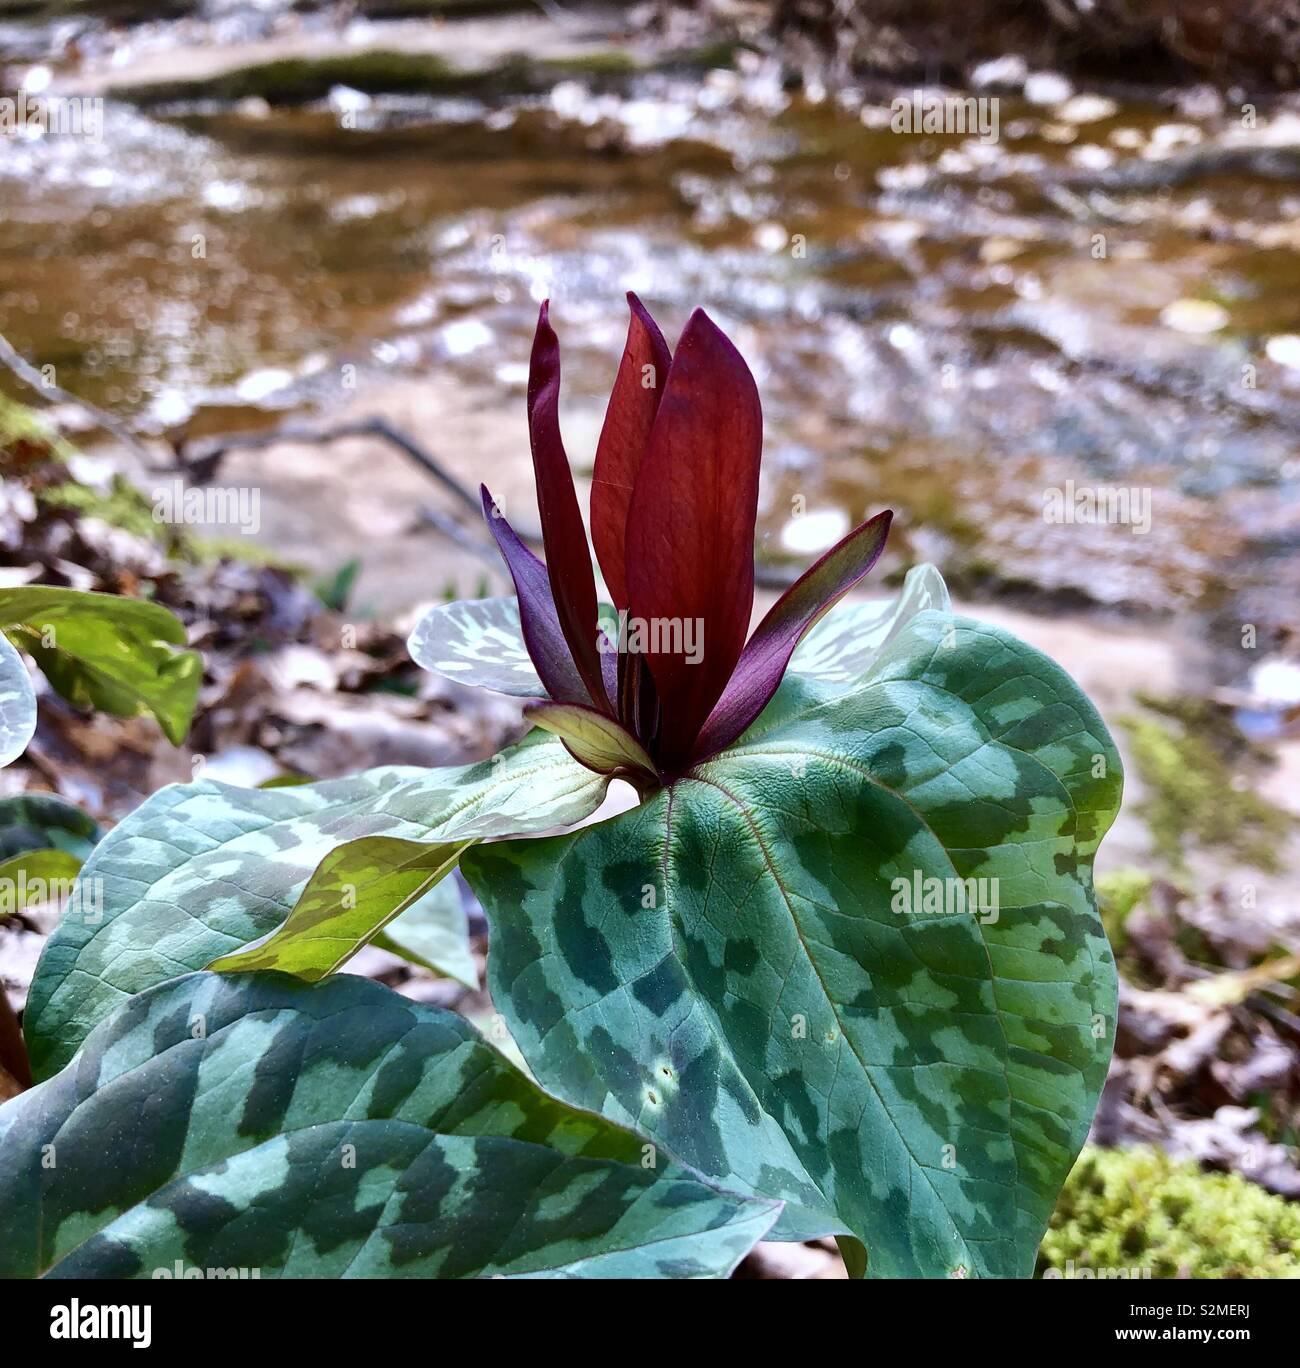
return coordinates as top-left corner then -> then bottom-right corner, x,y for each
690,509 -> 893,763
481,484 -> 588,706
527,300 -> 613,713
625,308 -> 762,770
591,292 -> 672,610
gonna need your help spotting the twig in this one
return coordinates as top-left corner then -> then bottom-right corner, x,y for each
0,329 -> 155,466
183,415 -> 801,587
0,324 -> 851,595
418,505 -> 503,567
181,418 -> 485,521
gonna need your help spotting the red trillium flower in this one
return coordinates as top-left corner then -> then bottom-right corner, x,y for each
482,295 -> 892,789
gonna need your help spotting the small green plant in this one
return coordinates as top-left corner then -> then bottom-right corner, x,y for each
0,579 -> 198,1098
0,299 -> 1124,1278
312,556 -> 363,613
1040,1146 -> 1300,1279
0,586 -> 201,767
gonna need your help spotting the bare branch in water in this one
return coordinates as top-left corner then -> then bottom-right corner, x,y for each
0,330 -> 156,467
180,418 -> 486,521
185,417 -> 801,586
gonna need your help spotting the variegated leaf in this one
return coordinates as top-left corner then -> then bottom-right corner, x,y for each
787,562 -> 950,688
407,595 -> 545,697
206,836 -> 471,981
464,610 -> 1122,1279
375,874 -> 479,991
25,730 -> 606,1080
0,633 -> 36,769
0,972 -> 780,1278
408,594 -> 621,700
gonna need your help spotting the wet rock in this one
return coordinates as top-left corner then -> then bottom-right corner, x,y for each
1023,70 -> 1072,105
969,53 -> 1026,90
1159,297 -> 1230,334
735,1240 -> 847,1279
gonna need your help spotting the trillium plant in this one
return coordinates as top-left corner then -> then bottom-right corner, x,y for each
478,298 -> 892,789
0,297 -> 1122,1281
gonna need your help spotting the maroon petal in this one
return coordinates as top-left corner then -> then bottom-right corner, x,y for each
591,292 -> 672,610
528,300 -> 613,713
625,308 -> 762,770
481,484 -> 588,706
690,509 -> 893,762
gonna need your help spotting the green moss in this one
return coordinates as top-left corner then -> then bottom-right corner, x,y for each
0,396 -> 189,555
1040,1146 -> 1300,1279
1119,700 -> 1293,874
544,52 -> 639,79
43,475 -> 187,549
0,396 -> 302,573
0,394 -> 77,462
186,535 -> 301,573
666,40 -> 746,72
1095,867 -> 1153,954
107,32 -> 743,112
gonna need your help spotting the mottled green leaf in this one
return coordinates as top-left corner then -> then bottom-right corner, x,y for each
25,730 -> 607,1080
0,972 -> 780,1278
375,874 -> 478,990
0,632 -> 36,769
408,595 -> 544,697
0,793 -> 101,862
0,587 -> 201,745
464,608 -> 1122,1278
206,836 -> 471,981
408,594 -> 621,700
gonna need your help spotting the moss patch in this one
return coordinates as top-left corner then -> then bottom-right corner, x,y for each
1119,695 -> 1294,874
1040,1146 -> 1300,1279
43,474 -> 182,548
0,394 -> 77,463
0,396 -> 304,573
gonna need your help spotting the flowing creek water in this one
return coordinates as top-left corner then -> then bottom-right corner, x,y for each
2,5 -> 1299,697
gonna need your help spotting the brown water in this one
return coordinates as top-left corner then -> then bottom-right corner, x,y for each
2,10 -> 1299,680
